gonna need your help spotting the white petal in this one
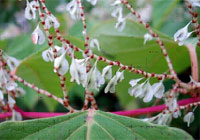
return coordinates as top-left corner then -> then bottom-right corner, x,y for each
105,76 -> 117,93
6,56 -> 20,71
116,71 -> 124,83
111,6 -> 123,19
96,69 -> 105,87
184,112 -> 194,127
54,51 -> 69,75
32,25 -> 45,45
144,33 -> 153,44
58,58 -> 69,75
111,0 -> 121,6
102,65 -> 112,80
6,82 -> 17,91
90,38 -> 100,51
129,77 -> 143,87
143,82 -> 154,102
87,0 -> 98,5
0,90 -> 3,101
115,18 -> 126,32
153,81 -> 165,98
8,95 -> 16,108
24,0 -> 36,20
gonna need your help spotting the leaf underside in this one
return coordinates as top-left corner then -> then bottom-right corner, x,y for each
0,110 -> 193,140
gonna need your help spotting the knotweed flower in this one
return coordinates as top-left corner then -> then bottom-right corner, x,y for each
66,0 -> 81,20
85,61 -> 105,91
8,95 -> 16,108
189,0 -> 200,7
45,14 -> 60,29
70,55 -> 87,86
42,46 -> 63,62
105,71 -> 124,93
31,24 -> 45,45
144,33 -> 153,44
5,56 -> 20,71
152,80 -> 165,98
24,0 -> 38,20
184,112 -> 194,127
90,39 -> 100,51
86,0 -> 98,5
174,21 -> 193,46
102,65 -> 112,80
54,51 -> 69,75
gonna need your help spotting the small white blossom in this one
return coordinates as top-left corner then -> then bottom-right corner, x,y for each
85,61 -> 105,91
6,81 -> 17,91
111,0 -> 121,6
143,81 -> 154,103
102,65 -> 112,80
152,80 -> 165,98
115,17 -> 126,32
90,39 -> 100,51
184,112 -> 194,127
42,46 -> 62,62
31,24 -> 45,45
157,113 -> 172,125
0,90 -> 3,101
189,0 -> 200,7
174,21 -> 193,46
70,56 -> 87,86
86,0 -> 98,5
111,6 -> 123,19
11,110 -> 23,121
129,77 -> 143,87
66,0 -> 81,20
6,56 -> 20,71
166,97 -> 181,118
8,95 -> 16,108
45,14 -> 60,29
24,0 -> 38,20
144,33 -> 153,44
54,51 -> 69,75
105,71 -> 124,93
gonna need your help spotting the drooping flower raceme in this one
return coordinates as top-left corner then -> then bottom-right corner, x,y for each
25,0 -> 38,20
174,21 -> 193,46
105,71 -> 124,93
183,112 -> 194,127
85,61 -> 105,91
31,24 -> 45,45
54,51 -> 69,75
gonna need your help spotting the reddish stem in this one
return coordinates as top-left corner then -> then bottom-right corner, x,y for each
0,97 -> 199,119
186,44 -> 199,82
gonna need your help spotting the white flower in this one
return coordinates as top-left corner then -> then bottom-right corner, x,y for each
42,46 -> 62,62
70,56 -> 87,86
129,77 -> 143,87
0,68 -> 9,83
111,0 -> 121,6
6,81 -> 17,91
184,112 -> 194,127
157,113 -> 172,125
90,39 -> 100,51
152,80 -> 165,98
85,61 -> 105,91
102,65 -> 112,80
12,110 -> 23,121
143,81 -> 154,103
8,95 -> 16,108
15,87 -> 25,97
115,17 -> 126,32
105,71 -> 124,93
174,21 -> 193,46
0,90 -> 3,101
86,0 -> 98,5
66,0 -> 81,20
189,0 -> 200,7
6,56 -> 20,71
45,14 -> 60,29
31,24 -> 45,45
24,0 -> 38,20
166,97 -> 181,118
54,51 -> 69,75
144,33 -> 153,44
111,6 -> 123,19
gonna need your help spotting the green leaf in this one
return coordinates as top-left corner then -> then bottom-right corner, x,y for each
89,20 -> 191,108
152,0 -> 181,29
0,110 -> 193,140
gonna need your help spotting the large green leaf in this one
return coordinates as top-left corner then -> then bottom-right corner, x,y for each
0,110 -> 193,140
89,20 -> 191,108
